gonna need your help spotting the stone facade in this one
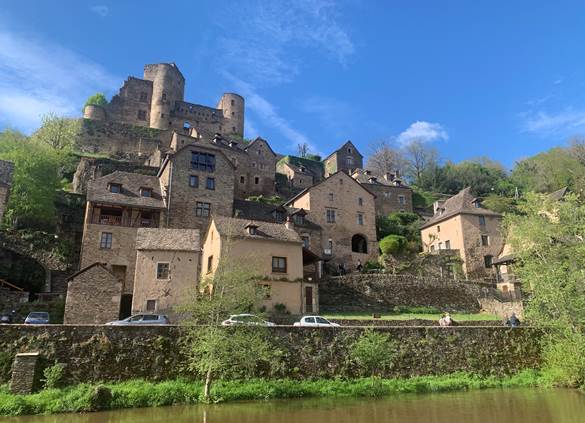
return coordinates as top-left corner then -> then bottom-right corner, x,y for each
202,216 -> 319,314
132,228 -> 200,317
83,63 -> 244,138
9,352 -> 40,394
351,169 -> 413,215
285,171 -> 378,268
64,263 -> 122,324
420,188 -> 504,279
323,141 -> 363,177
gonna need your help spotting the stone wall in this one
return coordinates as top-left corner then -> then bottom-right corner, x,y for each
319,274 -> 509,313
0,325 -> 542,385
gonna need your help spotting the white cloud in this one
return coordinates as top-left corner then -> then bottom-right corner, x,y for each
216,0 -> 354,86
224,72 -> 320,154
90,5 -> 109,17
0,28 -> 118,133
521,109 -> 585,136
396,121 -> 449,145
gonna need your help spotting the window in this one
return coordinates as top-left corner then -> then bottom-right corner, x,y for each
156,263 -> 170,280
140,211 -> 153,227
302,235 -> 309,249
328,239 -> 333,250
100,232 -> 112,249
108,183 -> 121,193
146,300 -> 156,312
137,110 -> 146,120
231,99 -> 235,106
293,214 -> 305,225
196,202 -> 211,217
189,175 -> 199,188
191,152 -> 216,172
206,177 -> 215,190
437,225 -> 441,232
357,213 -> 364,225
484,255 -> 493,268
430,245 -> 435,252
358,197 -> 363,206
254,176 -> 260,185
326,209 -> 336,223
240,176 -> 245,184
479,215 -> 486,226
139,92 -> 147,102
438,242 -> 443,250
140,187 -> 152,197
399,195 -> 406,205
207,255 -> 213,273
481,235 -> 489,246
329,193 -> 334,201
346,156 -> 353,167
272,257 -> 287,273
348,147 -> 352,154
383,192 -> 390,198
162,93 -> 167,101
445,240 -> 451,249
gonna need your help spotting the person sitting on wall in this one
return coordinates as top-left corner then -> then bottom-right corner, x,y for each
439,312 -> 455,327
504,313 -> 521,328
337,263 -> 346,276
356,260 -> 363,273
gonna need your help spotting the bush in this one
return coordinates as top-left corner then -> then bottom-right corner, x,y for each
0,352 -> 13,384
349,329 -> 397,377
379,235 -> 407,256
42,363 -> 65,389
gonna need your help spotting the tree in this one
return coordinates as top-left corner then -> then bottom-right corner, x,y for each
31,113 -> 80,152
179,234 -> 281,400
349,329 -> 397,377
505,193 -> 585,386
366,140 -> 404,176
402,140 -> 438,186
297,143 -> 309,158
83,92 -> 108,112
379,234 -> 407,256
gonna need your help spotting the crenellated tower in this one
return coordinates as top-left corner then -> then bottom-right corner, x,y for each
217,93 -> 244,137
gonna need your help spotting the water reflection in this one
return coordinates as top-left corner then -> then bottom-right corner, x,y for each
5,389 -> 585,423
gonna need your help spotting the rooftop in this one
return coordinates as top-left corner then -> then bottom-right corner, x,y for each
136,228 -> 200,251
213,215 -> 302,243
87,171 -> 165,209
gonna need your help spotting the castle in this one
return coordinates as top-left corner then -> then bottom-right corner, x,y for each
64,62 -> 416,323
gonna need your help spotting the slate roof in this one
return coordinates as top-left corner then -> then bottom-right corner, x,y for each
420,187 -> 502,229
233,199 -> 322,230
87,171 -> 165,209
66,262 -> 116,281
136,228 -> 200,251
282,161 -> 317,176
213,215 -> 302,243
323,140 -> 363,162
351,168 -> 410,188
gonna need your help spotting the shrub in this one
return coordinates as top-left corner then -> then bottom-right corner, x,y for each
42,363 -> 65,389
349,329 -> 397,377
0,352 -> 13,384
379,235 -> 407,256
89,385 -> 112,411
273,303 -> 288,314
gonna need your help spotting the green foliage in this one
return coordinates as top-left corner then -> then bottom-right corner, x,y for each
481,194 -> 518,214
273,303 -> 288,314
349,330 -> 397,377
412,189 -> 438,209
246,194 -> 283,205
379,234 -> 407,256
376,211 -> 421,241
83,93 -> 108,112
305,154 -> 321,161
505,193 -> 585,387
31,113 -> 80,152
511,147 -> 585,195
0,371 -> 544,416
42,363 -> 65,389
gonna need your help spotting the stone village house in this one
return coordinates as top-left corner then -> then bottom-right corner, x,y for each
420,187 -> 504,279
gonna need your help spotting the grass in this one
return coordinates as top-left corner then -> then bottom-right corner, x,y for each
323,311 -> 500,322
0,370 -> 546,416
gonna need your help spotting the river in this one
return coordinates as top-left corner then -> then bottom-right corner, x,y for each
4,389 -> 585,422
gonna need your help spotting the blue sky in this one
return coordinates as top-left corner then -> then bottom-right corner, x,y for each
2,1 -> 585,168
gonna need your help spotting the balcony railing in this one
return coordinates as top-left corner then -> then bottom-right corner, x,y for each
96,215 -> 122,226
91,214 -> 159,228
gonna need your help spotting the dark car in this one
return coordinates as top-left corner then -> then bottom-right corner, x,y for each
0,313 -> 13,324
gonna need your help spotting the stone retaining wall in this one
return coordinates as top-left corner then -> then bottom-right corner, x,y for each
0,325 -> 541,385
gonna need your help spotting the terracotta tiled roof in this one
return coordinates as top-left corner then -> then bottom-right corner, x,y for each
213,215 -> 302,243
420,187 -> 501,229
87,171 -> 165,209
136,228 -> 200,251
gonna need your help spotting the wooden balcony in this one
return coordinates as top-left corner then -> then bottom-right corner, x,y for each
89,206 -> 160,228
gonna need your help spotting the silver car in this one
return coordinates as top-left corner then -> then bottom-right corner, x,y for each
24,312 -> 50,324
221,314 -> 275,326
105,314 -> 170,325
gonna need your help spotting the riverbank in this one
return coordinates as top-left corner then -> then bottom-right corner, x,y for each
0,370 -> 546,416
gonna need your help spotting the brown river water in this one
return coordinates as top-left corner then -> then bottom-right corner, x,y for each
3,389 -> 585,423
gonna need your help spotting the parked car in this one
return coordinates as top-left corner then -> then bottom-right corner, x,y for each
0,313 -> 13,324
105,314 -> 170,326
24,312 -> 50,325
221,314 -> 276,326
294,316 -> 340,327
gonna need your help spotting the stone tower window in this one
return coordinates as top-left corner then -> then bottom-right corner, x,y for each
137,110 -> 146,120
240,176 -> 245,184
231,99 -> 235,106
254,176 -> 260,185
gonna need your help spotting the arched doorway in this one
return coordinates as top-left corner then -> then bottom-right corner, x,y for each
351,234 -> 368,254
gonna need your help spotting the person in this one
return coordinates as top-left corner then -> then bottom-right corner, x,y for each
356,260 -> 363,273
438,312 -> 454,327
505,313 -> 521,328
338,263 -> 346,276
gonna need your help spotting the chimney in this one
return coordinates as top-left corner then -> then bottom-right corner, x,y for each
384,172 -> 394,182
394,169 -> 400,178
285,215 -> 294,230
212,133 -> 222,143
368,176 -> 378,183
228,140 -> 238,148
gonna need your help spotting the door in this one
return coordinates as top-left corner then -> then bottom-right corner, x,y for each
305,286 -> 313,313
119,294 -> 133,319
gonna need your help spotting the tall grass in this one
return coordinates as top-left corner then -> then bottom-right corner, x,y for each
0,370 -> 546,416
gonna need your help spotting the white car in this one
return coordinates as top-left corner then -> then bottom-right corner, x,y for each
105,314 -> 170,325
294,316 -> 340,327
221,314 -> 276,326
